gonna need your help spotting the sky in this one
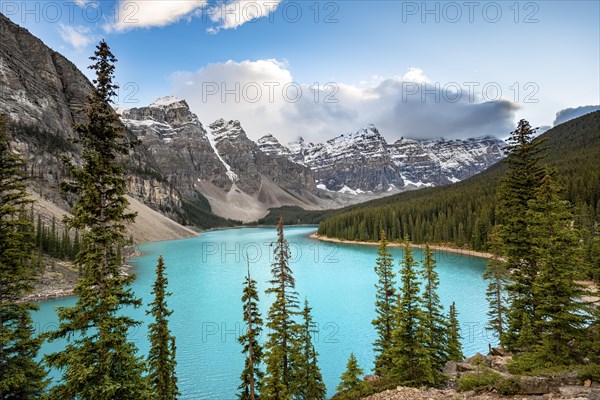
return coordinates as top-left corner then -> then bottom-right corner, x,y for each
3,0 -> 599,143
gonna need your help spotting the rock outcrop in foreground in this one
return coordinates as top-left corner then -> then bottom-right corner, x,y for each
362,353 -> 599,400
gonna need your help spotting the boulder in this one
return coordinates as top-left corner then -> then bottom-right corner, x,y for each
488,346 -> 509,357
364,374 -> 381,382
487,355 -> 511,373
518,376 -> 552,395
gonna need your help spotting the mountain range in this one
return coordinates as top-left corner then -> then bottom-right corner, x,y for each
0,12 -> 505,226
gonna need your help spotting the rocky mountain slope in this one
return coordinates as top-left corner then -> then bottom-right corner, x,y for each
120,99 -> 330,222
258,125 -> 506,193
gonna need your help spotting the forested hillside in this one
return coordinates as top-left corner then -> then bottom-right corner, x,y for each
317,112 -> 600,251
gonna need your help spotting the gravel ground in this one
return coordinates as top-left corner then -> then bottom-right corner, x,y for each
363,385 -> 599,400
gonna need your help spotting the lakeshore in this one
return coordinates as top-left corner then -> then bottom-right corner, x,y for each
309,233 -> 494,259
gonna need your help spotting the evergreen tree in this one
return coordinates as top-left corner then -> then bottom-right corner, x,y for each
388,238 -> 435,386
527,170 -> 589,364
44,41 -> 148,399
588,306 -> 600,364
496,119 -> 545,350
446,302 -> 463,362
586,236 -> 600,284
420,245 -> 448,371
261,355 -> 288,400
238,261 -> 263,400
483,226 -> 508,342
0,114 -> 48,398
147,256 -> 179,400
295,299 -> 326,400
263,217 -> 300,400
372,230 -> 396,375
337,353 -> 365,393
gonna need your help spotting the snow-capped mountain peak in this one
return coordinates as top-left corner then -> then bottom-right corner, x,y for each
120,96 -> 202,142
257,134 -> 291,157
149,95 -> 186,108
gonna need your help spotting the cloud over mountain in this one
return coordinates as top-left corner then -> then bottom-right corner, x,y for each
171,60 -> 519,143
553,105 -> 600,126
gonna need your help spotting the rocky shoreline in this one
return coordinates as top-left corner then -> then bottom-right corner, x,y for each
20,250 -> 142,303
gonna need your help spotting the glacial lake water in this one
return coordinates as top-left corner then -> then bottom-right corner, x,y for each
32,226 -> 495,399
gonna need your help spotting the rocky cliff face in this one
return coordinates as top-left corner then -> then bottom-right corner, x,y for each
209,119 -> 316,195
120,101 -> 320,222
0,14 -> 190,224
121,97 -> 230,196
0,14 -> 88,136
284,125 -> 403,193
390,136 -> 506,187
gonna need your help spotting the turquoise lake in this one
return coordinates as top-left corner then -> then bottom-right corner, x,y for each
32,226 -> 496,399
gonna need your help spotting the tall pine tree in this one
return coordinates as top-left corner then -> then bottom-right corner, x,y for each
147,256 -> 179,400
44,41 -> 148,399
0,114 -> 48,398
446,302 -> 463,362
483,226 -> 508,342
496,119 -> 545,351
420,245 -> 448,371
238,261 -> 263,400
527,169 -> 589,365
294,299 -> 326,400
263,217 -> 300,400
388,238 -> 435,386
372,230 -> 396,375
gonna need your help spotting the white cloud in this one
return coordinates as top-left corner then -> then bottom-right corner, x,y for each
553,105 -> 600,126
108,0 -> 207,32
171,61 -> 519,143
207,0 -> 282,33
402,67 -> 430,84
74,0 -> 98,7
58,24 -> 94,49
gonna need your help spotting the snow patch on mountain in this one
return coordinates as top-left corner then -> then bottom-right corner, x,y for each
338,185 -> 367,195
402,178 -> 434,188
206,127 -> 238,183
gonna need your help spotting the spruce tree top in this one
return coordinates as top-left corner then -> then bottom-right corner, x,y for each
337,353 -> 364,392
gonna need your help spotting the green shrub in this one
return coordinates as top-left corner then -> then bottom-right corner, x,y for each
456,369 -> 502,392
331,382 -> 372,400
508,353 -> 584,377
496,376 -> 521,395
367,377 -> 399,393
331,377 -> 398,400
579,364 -> 600,383
507,353 -> 546,375
470,354 -> 485,366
